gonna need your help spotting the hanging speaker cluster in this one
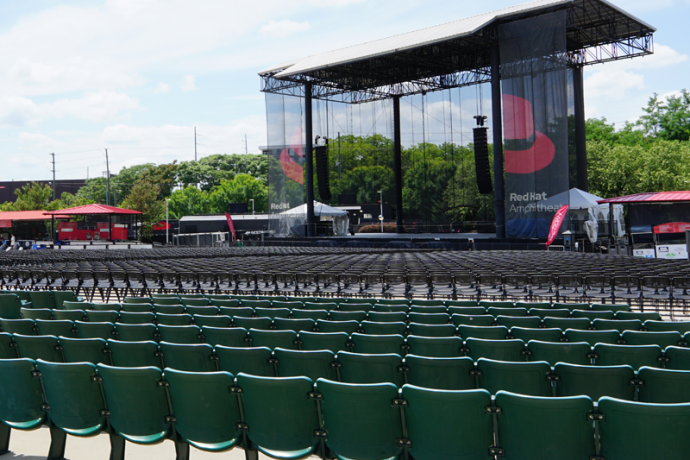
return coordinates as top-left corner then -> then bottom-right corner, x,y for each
473,127 -> 493,195
314,140 -> 331,201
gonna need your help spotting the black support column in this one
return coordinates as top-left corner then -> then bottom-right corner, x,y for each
491,43 -> 506,239
573,65 -> 589,192
393,96 -> 404,234
304,83 -> 315,237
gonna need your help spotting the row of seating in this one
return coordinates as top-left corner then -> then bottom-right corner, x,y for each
1,358 -> 688,460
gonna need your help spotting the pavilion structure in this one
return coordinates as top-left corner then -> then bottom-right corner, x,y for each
44,204 -> 143,242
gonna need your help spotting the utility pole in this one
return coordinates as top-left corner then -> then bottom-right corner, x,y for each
194,127 -> 197,161
49,153 -> 56,200
105,149 -> 110,206
245,134 -> 248,155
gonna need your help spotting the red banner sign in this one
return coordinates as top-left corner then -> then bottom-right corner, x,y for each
0,220 -> 11,228
546,205 -> 569,249
653,222 -> 690,234
225,213 -> 236,242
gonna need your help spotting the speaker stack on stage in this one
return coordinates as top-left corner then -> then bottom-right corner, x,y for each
473,115 -> 493,195
314,137 -> 332,201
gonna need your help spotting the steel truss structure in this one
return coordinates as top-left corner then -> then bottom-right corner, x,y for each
260,0 -> 654,104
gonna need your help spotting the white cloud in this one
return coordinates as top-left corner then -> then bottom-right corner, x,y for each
180,75 -> 196,92
154,82 -> 170,94
259,19 -> 311,38
585,69 -> 645,101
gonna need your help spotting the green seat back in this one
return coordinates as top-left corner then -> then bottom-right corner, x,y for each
304,302 -> 336,311
644,320 -> 690,334
622,330 -> 682,348
159,342 -> 217,372
451,314 -> 495,327
516,301 -> 551,310
367,311 -> 408,323
495,316 -> 542,329
274,348 -> 338,381
1,319 -> 36,335
409,306 -> 447,314
554,363 -> 635,400
63,301 -> 92,311
0,333 -> 17,359
527,340 -> 591,366
156,313 -> 193,326
184,306 -> 219,316
529,308 -> 570,319
403,385 -> 492,460
150,298 -> 181,306
201,327 -> 248,348
153,305 -> 186,315
211,299 -> 240,308
407,323 -> 456,338
360,321 -> 407,336
373,304 -> 409,313
60,337 -> 112,365
350,333 -> 405,355
36,360 -> 106,435
407,312 -> 449,325
215,346 -> 275,377
571,310 -> 614,320
338,303 -> 373,313
119,311 -> 155,324
115,324 -> 158,342
458,325 -> 509,340
409,300 -> 444,307
317,379 -> 402,460
84,310 -> 119,323
316,320 -> 359,335
193,315 -> 232,328
291,310 -> 328,321
240,300 -> 271,309
0,294 -> 23,319
477,359 -> 552,396
20,308 -> 51,320
273,318 -> 316,332
591,303 -> 630,312
378,299 -> 410,306
123,297 -> 152,304
638,367 -> 690,403
219,307 -> 253,318
157,325 -> 202,344
249,329 -> 297,350
52,310 -> 85,322
51,291 -> 80,310
543,317 -> 591,330
273,301 -> 304,310
510,327 -> 563,343
107,340 -> 162,368
495,391 -> 595,460
96,364 -> 171,443
616,311 -> 661,321
180,294 -> 205,299
204,294 -> 228,300
255,308 -> 290,319
593,319 -> 641,333
298,331 -> 350,353
552,302 -> 589,311
165,369 -> 241,450
233,317 -> 272,330
665,346 -> 690,370
121,304 -> 153,313
479,301 -> 513,308
487,307 -> 528,317
594,343 -> 663,369
0,358 -> 45,429
564,329 -> 620,346
13,334 -> 63,362
465,338 -> 527,362
14,291 -> 31,303
404,355 -> 474,390
337,351 -> 404,386
75,322 -> 116,341
28,292 -> 54,310
598,397 -> 690,460
406,335 -> 462,358
92,303 -> 121,311
447,307 -> 486,316
35,319 -> 77,338
328,311 -> 366,322
445,300 -> 479,307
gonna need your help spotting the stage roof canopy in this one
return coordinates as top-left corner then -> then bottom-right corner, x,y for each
260,0 -> 655,103
44,204 -> 142,216
598,191 -> 690,205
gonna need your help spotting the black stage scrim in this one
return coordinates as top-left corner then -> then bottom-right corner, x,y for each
500,11 -> 570,238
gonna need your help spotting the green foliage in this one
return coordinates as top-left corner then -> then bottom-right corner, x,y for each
176,154 -> 268,191
75,178 -> 108,204
637,90 -> 690,141
120,179 -> 165,241
209,174 -> 268,213
12,182 -> 53,211
167,186 -> 212,219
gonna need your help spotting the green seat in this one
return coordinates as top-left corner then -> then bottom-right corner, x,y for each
665,346 -> 690,370
350,333 -> 406,355
622,330 -> 683,348
338,304 -> 372,313
201,326 -> 248,347
92,303 -> 121,311
404,355 -> 474,390
644,320 -> 690,333
337,351 -> 405,386
318,297 -> 345,305
305,301 -> 337,311
552,302 -> 589,311
184,306 -> 219,316
233,316 -> 273,330
402,385 -> 492,460
180,294 -> 205,299
35,319 -> 77,338
121,304 -> 153,313
447,306 -> 486,316
638,367 -> 690,403
219,306 -> 253,317
527,340 -> 591,365
107,340 -> 162,368
516,301 -> 551,310
458,325 -> 509,340
159,342 -> 217,372
593,319 -> 642,333
249,329 -> 298,350
406,335 -> 462,358
495,315 -> 542,329
554,363 -> 636,400
529,308 -> 570,319
204,294 -> 229,300
215,346 -> 275,377
150,297 -> 181,306
408,323 -> 456,337
238,373 -> 320,459
317,379 -> 402,460
13,292 -> 32,303
156,313 -> 193,326
165,368 -> 242,452
409,305 -> 447,314
153,305 -> 185,315
477,359 -> 552,396
119,311 -> 155,324
63,301 -> 92,310
373,304 -> 409,313
20,308 -> 52,320
591,303 -> 630,312
571,309 -> 615,320
543,317 -> 591,330
407,312 -> 449,325
211,299 -> 241,308
254,307 -> 290,319
0,358 -> 46,437
28,291 -> 55,310
123,296 -> 152,304
275,348 -> 338,381
479,301 -> 513,308
409,299 -> 444,307
84,310 -> 119,323
487,307 -> 528,317
451,314 -> 495,327
598,397 -> 690,460
52,291 -> 83,309
378,299 -> 410,306
360,321 -> 407,336
465,338 -> 527,362
564,329 -> 620,346
616,311 -> 661,321
0,294 -> 24,319
114,323 -> 159,342
193,314 -> 232,328
274,317 -> 316,332
157,325 -> 202,344
291,309 -> 328,321
594,343 -> 663,369
60,337 -> 112,365
14,334 -> 63,362
273,301 -> 304,310
299,331 -> 350,353
0,333 -> 17,359
446,300 -> 479,307
510,327 -> 563,343
328,310 -> 367,322
52,310 -> 85,322
1,319 -> 37,335
316,319 -> 360,335
495,391 -> 595,460
367,311 -> 408,323
96,364 -> 185,456
240,300 -> 271,309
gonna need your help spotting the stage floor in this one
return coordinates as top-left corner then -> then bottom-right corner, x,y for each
332,233 -> 497,239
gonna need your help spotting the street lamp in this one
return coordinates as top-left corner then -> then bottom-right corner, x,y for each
165,199 -> 170,245
249,199 -> 255,215
378,190 -> 384,233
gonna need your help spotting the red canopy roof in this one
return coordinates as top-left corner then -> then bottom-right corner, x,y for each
598,191 -> 690,204
0,210 -> 70,221
44,204 -> 142,216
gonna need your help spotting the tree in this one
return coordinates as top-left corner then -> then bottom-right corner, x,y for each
75,178 -> 108,204
11,182 -> 53,211
209,174 -> 268,214
167,186 -> 212,219
176,154 -> 268,191
120,179 -> 165,241
637,90 -> 690,141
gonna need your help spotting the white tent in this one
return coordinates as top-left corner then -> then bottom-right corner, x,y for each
276,201 -> 350,237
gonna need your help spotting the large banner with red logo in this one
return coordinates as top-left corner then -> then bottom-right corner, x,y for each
500,11 -> 570,238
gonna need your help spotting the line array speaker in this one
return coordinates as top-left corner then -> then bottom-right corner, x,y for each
473,127 -> 493,195
314,145 -> 331,201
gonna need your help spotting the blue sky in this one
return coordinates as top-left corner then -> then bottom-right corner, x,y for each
0,0 -> 687,182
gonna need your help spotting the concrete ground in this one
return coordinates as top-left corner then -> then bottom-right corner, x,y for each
2,427 -> 320,460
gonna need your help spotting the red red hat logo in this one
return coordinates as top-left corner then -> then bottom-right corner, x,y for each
503,94 -> 555,174
280,127 -> 305,184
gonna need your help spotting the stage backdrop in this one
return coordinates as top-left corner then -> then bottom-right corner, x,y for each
500,11 -> 570,238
